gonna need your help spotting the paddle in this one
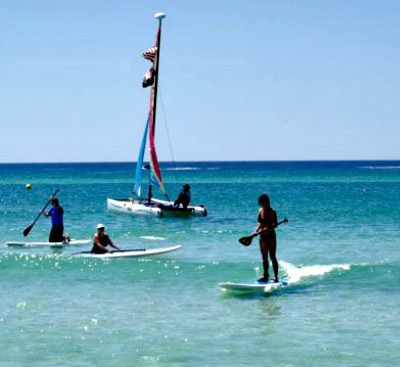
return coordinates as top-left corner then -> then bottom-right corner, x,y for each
73,248 -> 146,255
239,218 -> 288,246
23,188 -> 60,237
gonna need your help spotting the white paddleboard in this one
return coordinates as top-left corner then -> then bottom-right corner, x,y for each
219,280 -> 288,294
73,245 -> 181,258
6,239 -> 91,248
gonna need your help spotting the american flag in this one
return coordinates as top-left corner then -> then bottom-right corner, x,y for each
142,46 -> 157,63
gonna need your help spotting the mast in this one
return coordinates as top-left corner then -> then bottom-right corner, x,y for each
152,12 -> 166,135
147,12 -> 167,202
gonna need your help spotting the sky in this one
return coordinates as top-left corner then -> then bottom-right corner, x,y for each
0,0 -> 399,162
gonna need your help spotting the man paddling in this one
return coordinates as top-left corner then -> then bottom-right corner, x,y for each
91,224 -> 120,254
43,198 -> 65,242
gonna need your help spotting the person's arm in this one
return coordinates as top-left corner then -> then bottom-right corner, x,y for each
93,235 -> 109,252
107,236 -> 120,250
253,209 -> 262,235
43,208 -> 51,217
174,193 -> 183,207
272,210 -> 278,228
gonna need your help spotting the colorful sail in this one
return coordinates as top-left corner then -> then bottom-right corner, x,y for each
144,25 -> 168,197
133,120 -> 149,198
148,93 -> 165,193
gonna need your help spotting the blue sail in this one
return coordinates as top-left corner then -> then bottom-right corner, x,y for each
133,120 -> 149,198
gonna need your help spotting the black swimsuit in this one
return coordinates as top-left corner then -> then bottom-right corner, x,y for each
258,209 -> 277,241
91,234 -> 111,254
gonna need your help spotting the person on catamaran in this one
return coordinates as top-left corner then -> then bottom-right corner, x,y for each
43,198 -> 65,242
91,224 -> 120,254
255,194 -> 279,283
174,184 -> 191,209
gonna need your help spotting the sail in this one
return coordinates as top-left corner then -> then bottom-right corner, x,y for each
144,24 -> 168,197
133,120 -> 149,198
148,91 -> 166,194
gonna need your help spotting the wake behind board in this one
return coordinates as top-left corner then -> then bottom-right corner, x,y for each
73,245 -> 181,259
219,280 -> 288,294
6,239 -> 91,248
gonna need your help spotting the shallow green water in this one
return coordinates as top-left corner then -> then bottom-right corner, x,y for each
0,161 -> 399,366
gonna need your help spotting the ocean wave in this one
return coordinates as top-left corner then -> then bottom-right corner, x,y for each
280,260 -> 351,284
164,167 -> 201,171
359,166 -> 400,170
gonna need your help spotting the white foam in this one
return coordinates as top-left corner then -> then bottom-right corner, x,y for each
164,167 -> 200,171
280,260 -> 350,284
140,236 -> 166,241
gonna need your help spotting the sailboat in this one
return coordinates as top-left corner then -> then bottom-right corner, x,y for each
107,12 -> 207,218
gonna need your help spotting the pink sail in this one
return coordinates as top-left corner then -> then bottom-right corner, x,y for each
145,27 -> 167,196
148,91 -> 165,194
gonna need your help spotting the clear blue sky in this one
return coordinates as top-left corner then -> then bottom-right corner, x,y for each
0,0 -> 399,162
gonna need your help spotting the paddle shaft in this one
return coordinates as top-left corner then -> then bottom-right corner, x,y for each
253,219 -> 287,238
239,218 -> 288,246
23,188 -> 60,237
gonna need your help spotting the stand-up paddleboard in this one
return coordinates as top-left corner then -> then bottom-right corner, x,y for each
219,280 -> 288,294
6,239 -> 91,248
73,245 -> 181,259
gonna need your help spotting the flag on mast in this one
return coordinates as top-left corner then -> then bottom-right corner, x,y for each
142,46 -> 157,63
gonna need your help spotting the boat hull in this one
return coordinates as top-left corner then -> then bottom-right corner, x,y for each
107,198 -> 207,217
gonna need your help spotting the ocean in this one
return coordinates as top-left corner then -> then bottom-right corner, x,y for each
0,161 -> 399,366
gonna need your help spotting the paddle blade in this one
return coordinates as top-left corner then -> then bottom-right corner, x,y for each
239,236 -> 253,246
23,224 -> 33,237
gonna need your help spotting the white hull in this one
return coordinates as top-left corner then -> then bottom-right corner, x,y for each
6,240 -> 91,248
74,245 -> 181,258
107,198 -> 207,217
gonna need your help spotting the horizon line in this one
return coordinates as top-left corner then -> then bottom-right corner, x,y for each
0,158 -> 399,165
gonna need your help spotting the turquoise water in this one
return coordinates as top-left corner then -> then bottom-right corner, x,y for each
0,161 -> 399,366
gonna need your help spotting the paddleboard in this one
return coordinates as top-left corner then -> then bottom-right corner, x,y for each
6,239 -> 91,248
218,280 -> 288,294
73,244 -> 181,258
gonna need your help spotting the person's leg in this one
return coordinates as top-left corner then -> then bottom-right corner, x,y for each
49,227 -> 56,242
259,238 -> 269,281
268,233 -> 279,281
54,225 -> 64,242
49,225 -> 64,242
58,225 -> 64,242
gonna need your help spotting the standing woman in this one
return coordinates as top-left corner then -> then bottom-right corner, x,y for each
44,198 -> 64,242
255,194 -> 279,283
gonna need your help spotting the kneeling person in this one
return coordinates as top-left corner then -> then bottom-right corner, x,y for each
91,224 -> 120,254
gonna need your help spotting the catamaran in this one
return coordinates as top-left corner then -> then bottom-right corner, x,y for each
107,12 -> 207,218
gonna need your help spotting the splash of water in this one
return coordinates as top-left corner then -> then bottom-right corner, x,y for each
280,260 -> 350,284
